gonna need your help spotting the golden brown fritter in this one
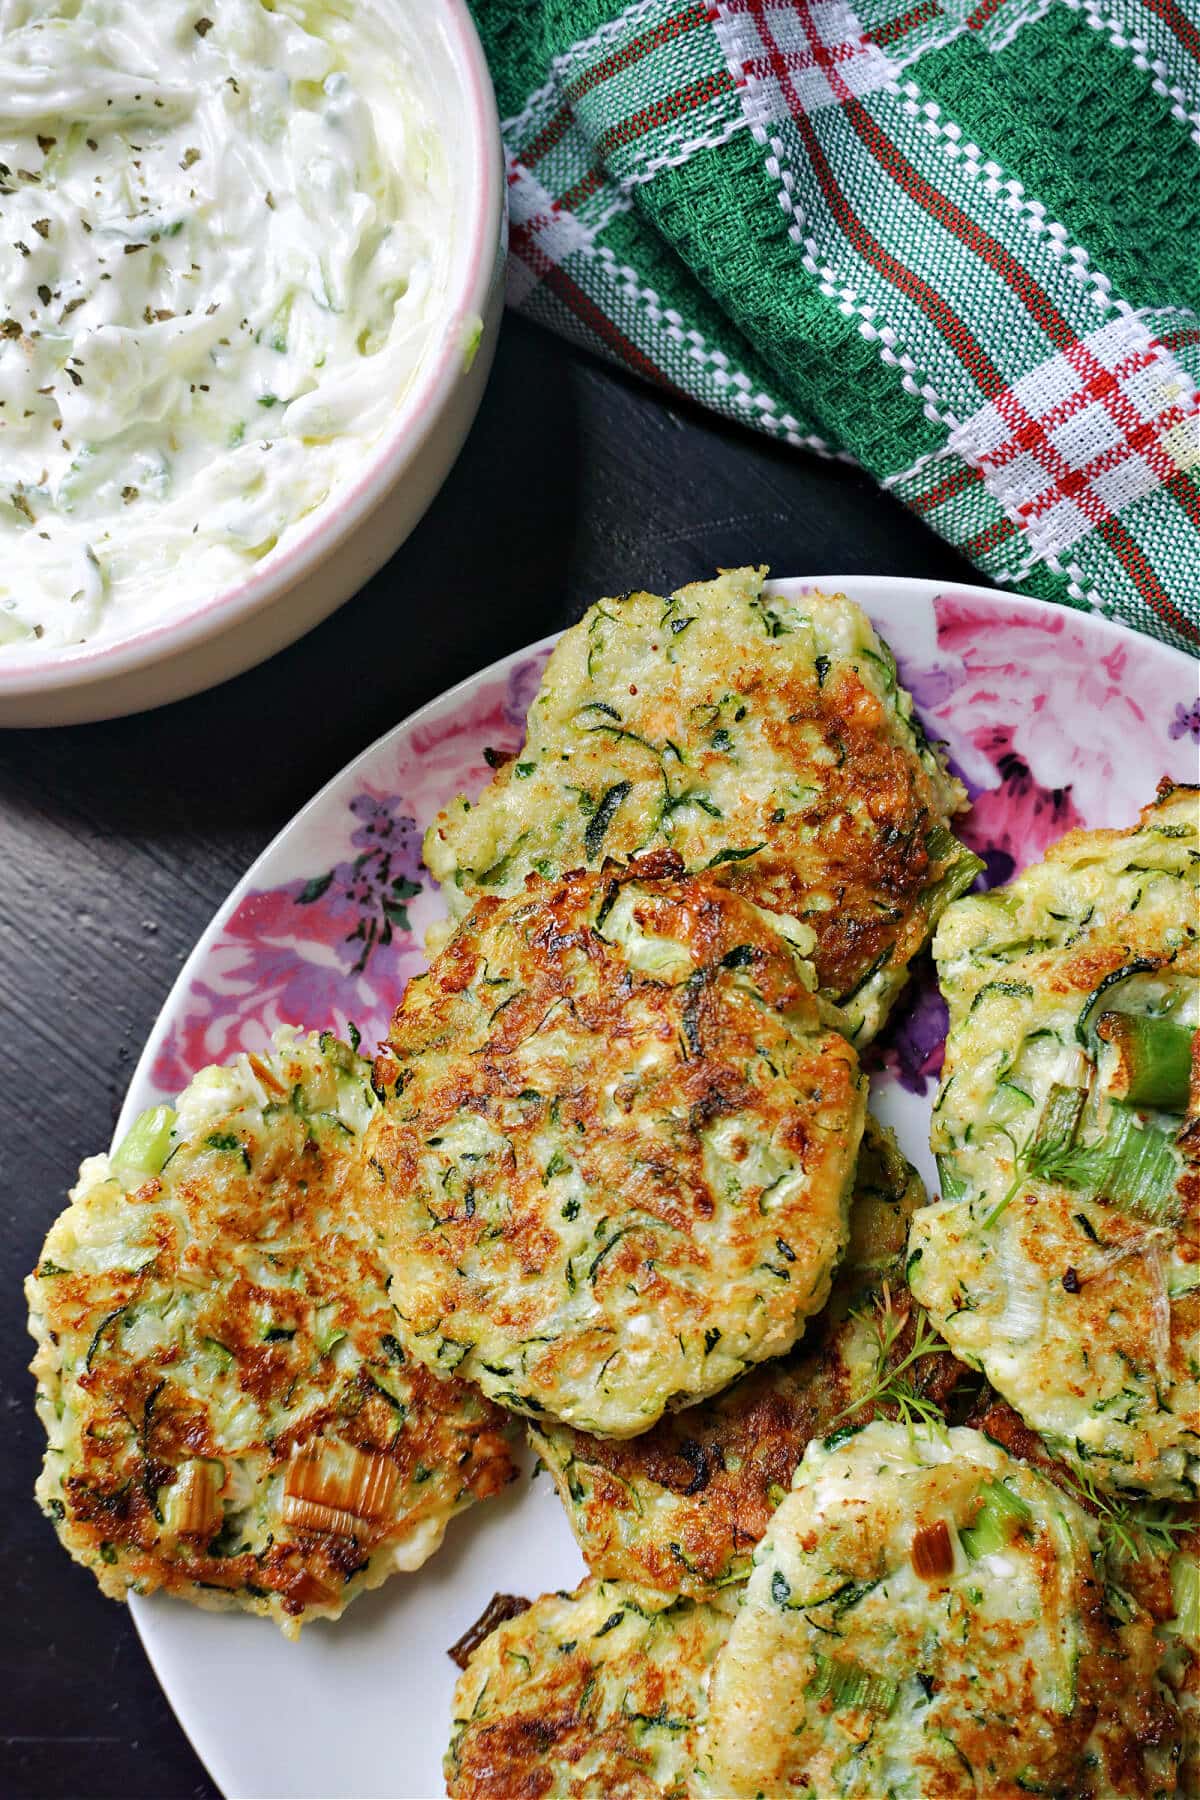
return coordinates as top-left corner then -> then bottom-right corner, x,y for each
445,1578 -> 734,1800
970,1390 -> 1198,1797
914,781 -> 1200,1498
424,568 -> 979,1044
27,1031 -> 516,1636
699,1422 -> 1177,1799
367,859 -> 865,1436
531,1120 -> 967,1594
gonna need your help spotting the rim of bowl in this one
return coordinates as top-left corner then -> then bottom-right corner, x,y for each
0,0 -> 503,700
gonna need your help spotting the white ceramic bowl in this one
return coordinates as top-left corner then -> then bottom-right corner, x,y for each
0,1 -> 505,729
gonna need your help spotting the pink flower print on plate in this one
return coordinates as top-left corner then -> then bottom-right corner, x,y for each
901,592 -> 1198,884
148,648 -> 554,1095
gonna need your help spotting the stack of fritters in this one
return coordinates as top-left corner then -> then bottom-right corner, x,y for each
28,569 -> 1197,1795
447,1417 -> 1184,1799
366,569 -> 973,1458
430,586 -> 1196,1797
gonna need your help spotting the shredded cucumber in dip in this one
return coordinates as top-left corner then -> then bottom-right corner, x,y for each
0,0 -> 452,649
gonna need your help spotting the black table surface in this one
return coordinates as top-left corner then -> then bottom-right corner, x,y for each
1,316 -> 981,1800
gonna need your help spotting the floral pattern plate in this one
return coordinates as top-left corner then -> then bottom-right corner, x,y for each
121,577 -> 1198,1800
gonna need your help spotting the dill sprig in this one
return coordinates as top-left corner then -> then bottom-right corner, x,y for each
986,1084 -> 1180,1228
1024,1137 -> 1109,1188
1065,1466 -> 1193,1565
829,1283 -> 949,1432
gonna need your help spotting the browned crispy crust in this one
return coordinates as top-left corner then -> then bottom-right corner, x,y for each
529,1118 -> 974,1595
52,1322 -> 515,1621
723,655 -> 960,1004
533,1281 -> 969,1596
446,1581 -> 729,1800
30,1043 -> 516,1626
369,862 -> 864,1433
970,1391 -> 1200,1620
971,1387 -> 1197,1795
450,1701 -> 656,1800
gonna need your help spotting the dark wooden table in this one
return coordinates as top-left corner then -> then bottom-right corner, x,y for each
1,317 -> 980,1800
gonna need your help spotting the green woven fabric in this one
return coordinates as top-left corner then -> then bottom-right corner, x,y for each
470,0 -> 1200,651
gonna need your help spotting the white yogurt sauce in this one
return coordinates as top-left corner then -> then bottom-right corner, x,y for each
0,0 -> 453,651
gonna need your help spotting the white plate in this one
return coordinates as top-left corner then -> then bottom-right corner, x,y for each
115,576 -> 1198,1798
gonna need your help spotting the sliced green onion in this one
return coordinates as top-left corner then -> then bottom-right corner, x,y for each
921,844 -> 985,916
1169,1551 -> 1200,1641
959,1516 -> 1004,1560
1097,1012 -> 1194,1112
981,1479 -> 1033,1526
1095,1108 -> 1180,1223
805,1653 -> 898,1715
1023,1083 -> 1106,1189
1035,1083 -> 1087,1153
1076,958 -> 1156,1050
935,1153 -> 967,1202
112,1104 -> 176,1184
959,1479 -> 1032,1558
1020,1086 -> 1181,1221
924,822 -> 957,865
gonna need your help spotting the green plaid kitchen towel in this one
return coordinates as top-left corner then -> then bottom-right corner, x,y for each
470,0 -> 1200,651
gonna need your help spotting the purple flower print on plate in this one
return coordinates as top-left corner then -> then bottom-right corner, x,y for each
905,592 -> 1195,854
884,590 -> 1196,1091
298,788 -> 424,974
867,965 -> 949,1097
1169,697 -> 1200,743
150,647 -> 555,1091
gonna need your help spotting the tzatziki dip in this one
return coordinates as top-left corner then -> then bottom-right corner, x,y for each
0,0 -> 454,652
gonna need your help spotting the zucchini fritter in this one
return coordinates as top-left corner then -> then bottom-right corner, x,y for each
424,568 -> 979,1043
698,1421 -> 1177,1799
530,1119 -> 965,1594
967,1392 -> 1197,1795
1161,1541 -> 1200,1796
27,1031 -> 516,1636
368,861 -> 866,1437
911,782 -> 1200,1498
445,1577 -> 733,1800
